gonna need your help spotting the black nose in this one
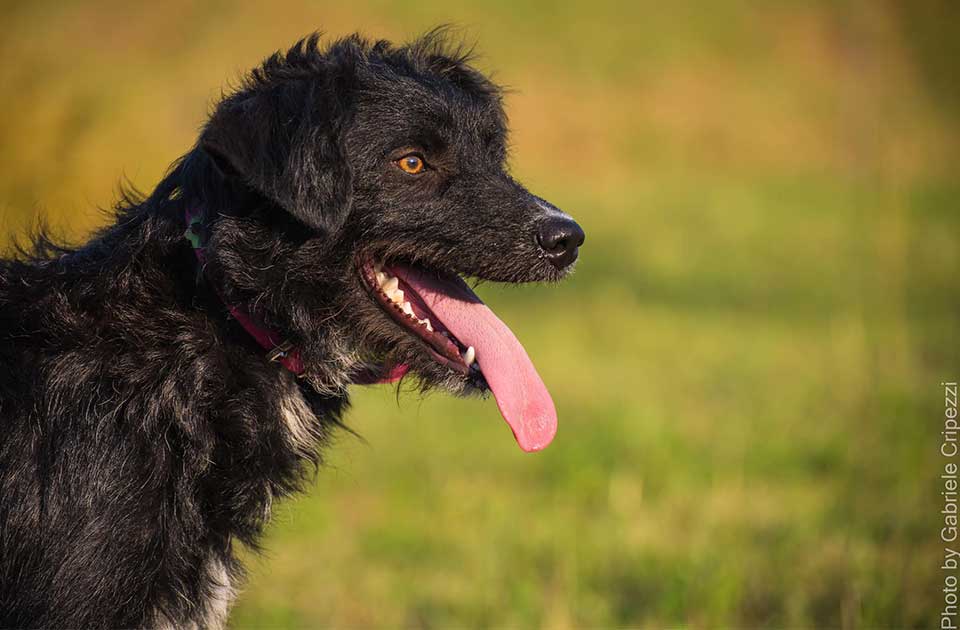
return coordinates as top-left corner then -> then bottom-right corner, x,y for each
536,216 -> 585,269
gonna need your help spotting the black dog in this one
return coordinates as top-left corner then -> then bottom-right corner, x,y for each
0,30 -> 583,628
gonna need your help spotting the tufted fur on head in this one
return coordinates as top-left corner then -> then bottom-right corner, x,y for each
0,29 -> 582,628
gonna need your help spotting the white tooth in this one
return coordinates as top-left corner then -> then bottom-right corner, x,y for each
423,319 -> 434,332
390,289 -> 404,304
462,346 -> 475,366
375,271 -> 386,285
382,276 -> 398,293
402,302 -> 415,317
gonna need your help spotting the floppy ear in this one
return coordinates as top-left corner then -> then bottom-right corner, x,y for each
200,82 -> 352,236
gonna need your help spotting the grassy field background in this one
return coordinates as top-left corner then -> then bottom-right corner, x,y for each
2,1 -> 958,627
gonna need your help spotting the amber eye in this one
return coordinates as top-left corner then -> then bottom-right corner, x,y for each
397,154 -> 426,175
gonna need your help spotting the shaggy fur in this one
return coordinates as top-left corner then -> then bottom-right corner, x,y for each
0,30 -> 582,628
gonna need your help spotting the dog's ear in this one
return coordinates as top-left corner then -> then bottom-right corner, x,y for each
200,84 -> 352,236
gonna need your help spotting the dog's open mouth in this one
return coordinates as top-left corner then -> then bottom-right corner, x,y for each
360,260 -> 557,452
364,262 -> 478,377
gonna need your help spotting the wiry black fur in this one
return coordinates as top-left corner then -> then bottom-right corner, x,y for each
0,30 -> 579,628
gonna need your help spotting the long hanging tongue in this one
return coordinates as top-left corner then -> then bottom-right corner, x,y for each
392,265 -> 557,452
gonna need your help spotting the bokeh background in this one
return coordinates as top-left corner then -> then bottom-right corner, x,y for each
2,1 -> 958,627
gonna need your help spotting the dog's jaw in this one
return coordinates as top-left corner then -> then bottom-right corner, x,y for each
354,255 -> 558,452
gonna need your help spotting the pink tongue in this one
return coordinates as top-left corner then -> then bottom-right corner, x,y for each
394,266 -> 557,452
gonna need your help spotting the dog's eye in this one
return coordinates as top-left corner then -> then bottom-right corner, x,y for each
396,154 -> 426,175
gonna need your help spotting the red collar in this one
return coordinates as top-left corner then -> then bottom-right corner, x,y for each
184,208 -> 305,376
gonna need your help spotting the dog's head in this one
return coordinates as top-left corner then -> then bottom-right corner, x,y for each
194,31 -> 584,451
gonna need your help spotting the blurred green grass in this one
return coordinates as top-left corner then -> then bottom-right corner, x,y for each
1,1 -> 958,627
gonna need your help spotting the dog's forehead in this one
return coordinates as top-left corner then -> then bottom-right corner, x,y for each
354,75 -> 506,147
364,68 -> 500,109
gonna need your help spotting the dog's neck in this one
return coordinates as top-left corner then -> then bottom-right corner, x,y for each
184,206 -> 306,375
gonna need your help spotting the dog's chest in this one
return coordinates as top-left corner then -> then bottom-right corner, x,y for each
153,558 -> 234,629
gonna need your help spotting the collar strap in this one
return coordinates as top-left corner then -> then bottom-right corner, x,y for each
184,209 -> 305,376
